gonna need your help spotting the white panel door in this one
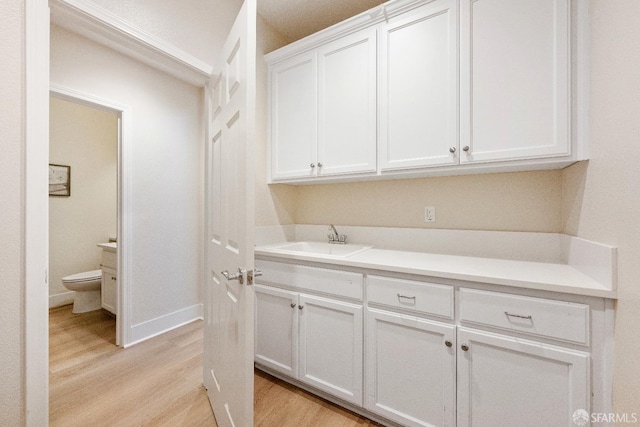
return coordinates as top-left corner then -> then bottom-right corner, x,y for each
203,1 -> 256,426
457,327 -> 589,427
270,51 -> 318,180
379,0 -> 459,170
298,293 -> 363,406
254,284 -> 298,378
365,308 -> 456,427
318,27 -> 377,176
460,0 -> 570,163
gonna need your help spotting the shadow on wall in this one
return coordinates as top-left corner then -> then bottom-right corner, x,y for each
561,161 -> 589,236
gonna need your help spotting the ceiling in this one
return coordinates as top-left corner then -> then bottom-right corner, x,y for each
257,0 -> 387,43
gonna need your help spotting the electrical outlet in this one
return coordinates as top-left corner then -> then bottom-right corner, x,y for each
424,206 -> 436,223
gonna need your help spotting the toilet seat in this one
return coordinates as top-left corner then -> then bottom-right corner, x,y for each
62,269 -> 102,283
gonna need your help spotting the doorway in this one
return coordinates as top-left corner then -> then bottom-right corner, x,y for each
50,84 -> 132,347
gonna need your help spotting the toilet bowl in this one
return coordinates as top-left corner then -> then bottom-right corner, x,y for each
62,270 -> 102,313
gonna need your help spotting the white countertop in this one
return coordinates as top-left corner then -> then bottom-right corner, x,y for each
255,244 -> 617,299
97,242 -> 117,253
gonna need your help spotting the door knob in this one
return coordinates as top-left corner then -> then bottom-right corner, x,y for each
221,268 -> 246,285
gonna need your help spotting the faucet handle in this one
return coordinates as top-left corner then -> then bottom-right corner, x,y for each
339,235 -> 347,243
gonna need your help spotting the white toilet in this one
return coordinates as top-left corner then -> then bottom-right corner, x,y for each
62,270 -> 103,313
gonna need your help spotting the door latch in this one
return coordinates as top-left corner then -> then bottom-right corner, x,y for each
247,269 -> 262,285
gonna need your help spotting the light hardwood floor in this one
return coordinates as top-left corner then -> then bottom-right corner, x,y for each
50,305 -> 379,426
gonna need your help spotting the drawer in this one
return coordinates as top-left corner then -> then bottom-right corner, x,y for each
367,275 -> 454,319
459,288 -> 589,345
101,251 -> 117,270
255,260 -> 363,300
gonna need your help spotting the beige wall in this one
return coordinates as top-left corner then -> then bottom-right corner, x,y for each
0,0 -> 24,424
255,16 -> 298,227
295,170 -> 563,232
562,0 -> 640,414
49,97 -> 118,300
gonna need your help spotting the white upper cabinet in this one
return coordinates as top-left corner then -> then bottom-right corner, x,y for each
379,0 -> 459,171
270,52 -> 317,180
460,0 -> 571,164
267,0 -> 587,183
318,28 -> 377,176
269,28 -> 376,182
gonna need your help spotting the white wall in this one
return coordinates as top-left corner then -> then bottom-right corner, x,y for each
0,1 -> 25,424
49,96 -> 118,304
85,0 -> 243,67
562,0 -> 640,414
50,24 -> 203,327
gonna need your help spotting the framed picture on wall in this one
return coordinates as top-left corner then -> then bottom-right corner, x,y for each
49,164 -> 71,197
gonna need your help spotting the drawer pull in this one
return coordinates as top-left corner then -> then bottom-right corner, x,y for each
504,311 -> 532,320
397,294 -> 416,303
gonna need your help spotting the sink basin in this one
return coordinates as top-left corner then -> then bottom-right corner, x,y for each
268,241 -> 372,258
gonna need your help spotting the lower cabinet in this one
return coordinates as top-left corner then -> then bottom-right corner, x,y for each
255,262 -> 598,427
299,294 -> 363,405
254,284 -> 364,406
456,327 -> 589,427
365,308 -> 456,427
254,285 -> 298,377
101,267 -> 117,315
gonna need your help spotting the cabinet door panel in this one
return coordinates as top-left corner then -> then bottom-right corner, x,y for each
254,285 -> 298,377
457,327 -> 589,427
460,0 -> 570,163
270,52 -> 317,180
380,0 -> 458,170
101,269 -> 117,315
318,28 -> 377,176
299,294 -> 363,405
366,308 -> 455,427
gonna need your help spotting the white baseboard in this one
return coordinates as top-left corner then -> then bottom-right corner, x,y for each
49,291 -> 75,308
126,303 -> 203,348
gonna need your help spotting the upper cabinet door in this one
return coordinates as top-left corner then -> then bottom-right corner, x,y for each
317,28 -> 377,176
460,0 -> 571,164
379,0 -> 459,171
270,51 -> 318,180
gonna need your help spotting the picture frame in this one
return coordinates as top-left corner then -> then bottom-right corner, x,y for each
49,164 -> 71,197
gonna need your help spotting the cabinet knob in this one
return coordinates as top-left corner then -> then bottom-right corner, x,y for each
317,162 -> 323,168
463,146 -> 470,152
310,163 -> 315,168
461,344 -> 469,352
290,303 -> 296,309
298,305 -> 304,310
449,147 -> 456,154
445,340 -> 453,348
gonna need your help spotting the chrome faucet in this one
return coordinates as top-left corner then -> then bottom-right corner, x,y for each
327,224 -> 347,244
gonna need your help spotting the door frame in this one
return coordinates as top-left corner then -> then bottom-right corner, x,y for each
49,84 -> 133,348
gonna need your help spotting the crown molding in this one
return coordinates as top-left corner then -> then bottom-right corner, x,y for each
49,0 -> 213,87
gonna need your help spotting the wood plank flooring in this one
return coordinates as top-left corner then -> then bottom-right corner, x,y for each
50,305 -> 379,426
